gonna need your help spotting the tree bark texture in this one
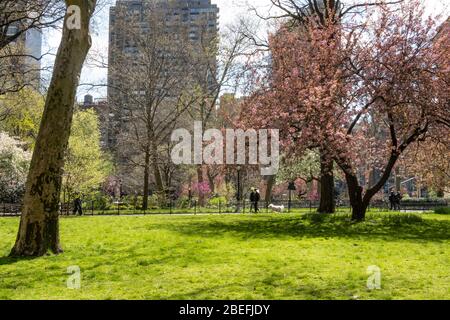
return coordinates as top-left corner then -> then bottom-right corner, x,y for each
10,0 -> 96,257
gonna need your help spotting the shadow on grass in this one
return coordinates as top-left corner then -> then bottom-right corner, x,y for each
158,213 -> 450,243
164,272 -> 365,300
0,255 -> 40,266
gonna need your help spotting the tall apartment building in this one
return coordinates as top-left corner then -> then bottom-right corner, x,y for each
107,0 -> 219,151
80,94 -> 110,150
5,26 -> 42,89
24,29 -> 42,74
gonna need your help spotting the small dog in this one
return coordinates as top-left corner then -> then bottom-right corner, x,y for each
268,204 -> 285,213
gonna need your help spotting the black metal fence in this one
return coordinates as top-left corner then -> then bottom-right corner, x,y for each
0,203 -> 21,216
0,199 -> 448,217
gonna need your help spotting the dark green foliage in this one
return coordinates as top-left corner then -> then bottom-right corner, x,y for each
434,207 -> 450,215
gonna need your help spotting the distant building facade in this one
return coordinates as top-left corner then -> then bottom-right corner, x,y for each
107,0 -> 219,153
80,95 -> 110,150
5,25 -> 42,89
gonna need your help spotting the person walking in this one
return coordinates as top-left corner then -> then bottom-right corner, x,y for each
73,196 -> 83,216
395,191 -> 403,211
389,190 -> 396,210
254,189 -> 261,213
249,188 -> 256,213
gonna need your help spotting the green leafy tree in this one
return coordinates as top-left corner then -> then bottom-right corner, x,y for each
0,89 -> 44,148
62,109 -> 112,203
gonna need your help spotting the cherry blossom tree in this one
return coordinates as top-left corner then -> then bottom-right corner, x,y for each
241,0 -> 449,221
247,0 -> 406,214
400,135 -> 450,197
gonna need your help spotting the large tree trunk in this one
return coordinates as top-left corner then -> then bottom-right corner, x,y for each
318,152 -> 335,213
206,167 -> 215,194
142,149 -> 150,210
10,0 -> 97,257
152,162 -> 164,192
343,153 -> 400,221
346,173 -> 367,221
395,167 -> 401,191
264,175 -> 276,203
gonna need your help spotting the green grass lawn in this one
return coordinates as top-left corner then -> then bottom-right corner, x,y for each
0,211 -> 448,300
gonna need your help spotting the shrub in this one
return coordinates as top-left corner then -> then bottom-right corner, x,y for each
209,196 -> 228,207
148,194 -> 163,209
177,197 -> 191,209
402,197 -> 448,205
91,194 -> 111,210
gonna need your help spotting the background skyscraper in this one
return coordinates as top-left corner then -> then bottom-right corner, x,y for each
107,0 -> 219,151
5,25 -> 43,89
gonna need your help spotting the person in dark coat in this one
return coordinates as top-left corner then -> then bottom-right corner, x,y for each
249,188 -> 256,213
254,189 -> 261,213
249,188 -> 261,213
389,190 -> 396,210
73,197 -> 83,216
395,192 -> 402,211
